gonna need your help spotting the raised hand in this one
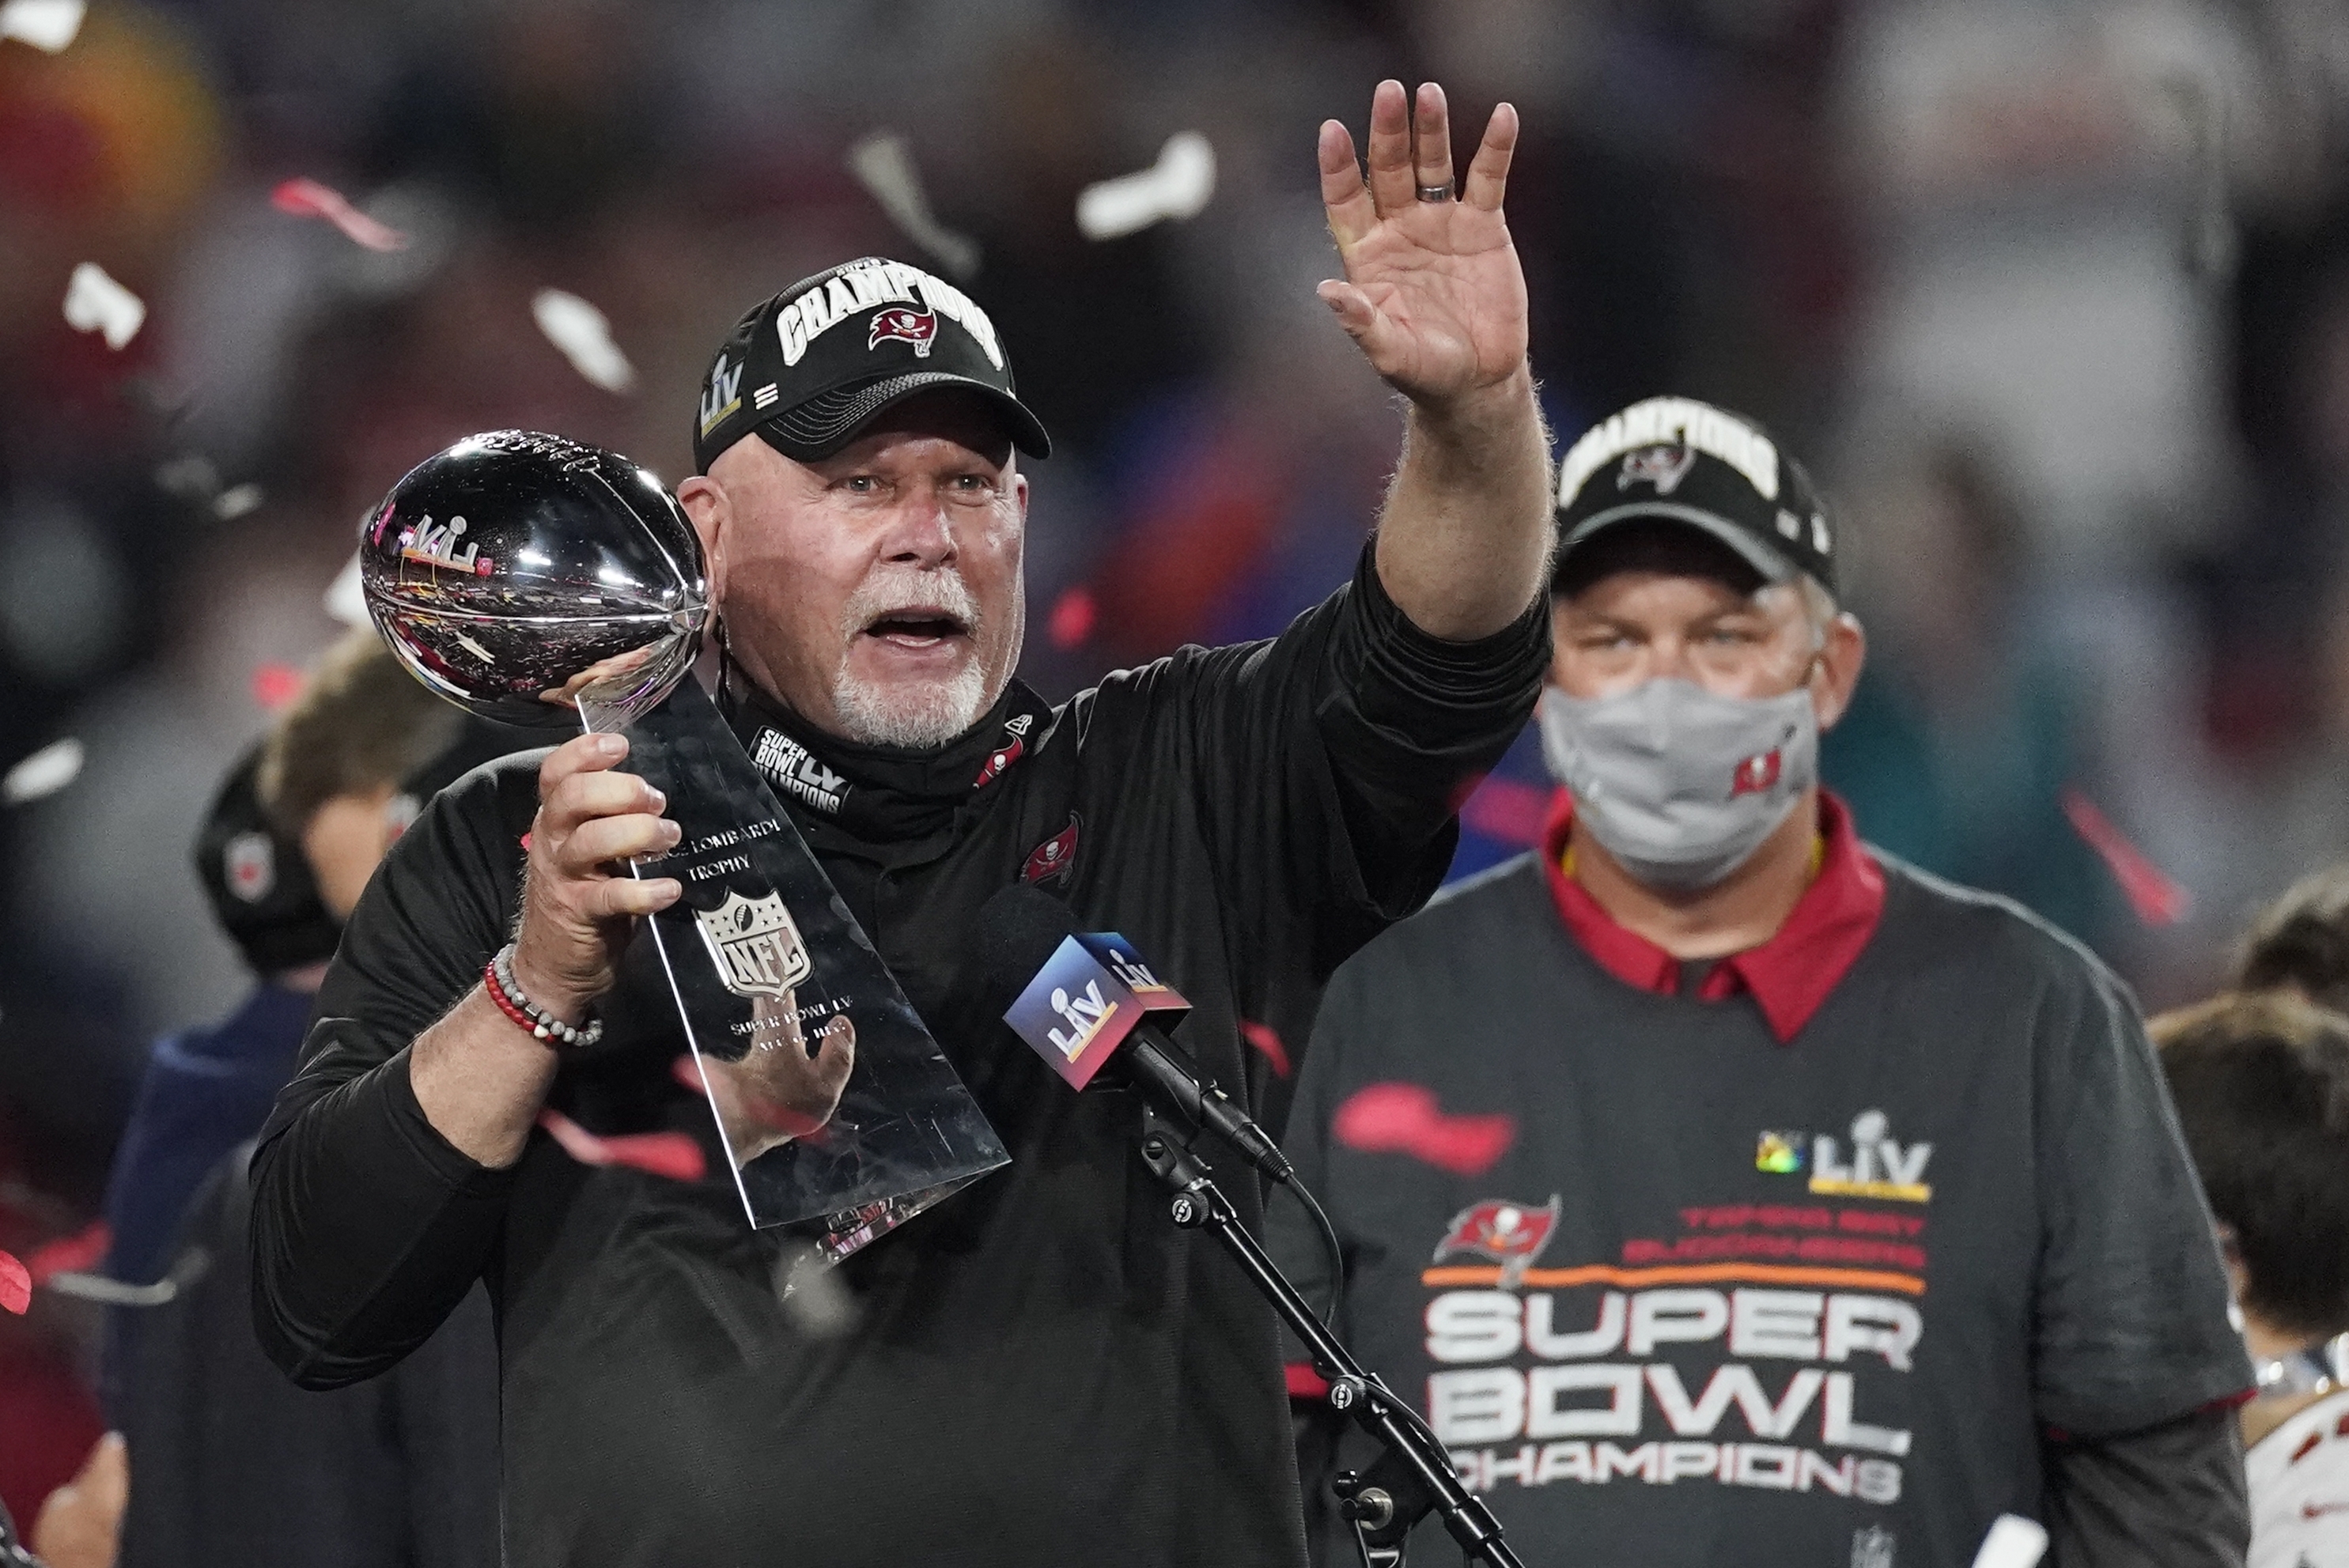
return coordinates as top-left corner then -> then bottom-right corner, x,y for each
1317,80 -> 1528,409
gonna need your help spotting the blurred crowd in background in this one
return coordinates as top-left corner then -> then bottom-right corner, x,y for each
7,0 -> 2349,1532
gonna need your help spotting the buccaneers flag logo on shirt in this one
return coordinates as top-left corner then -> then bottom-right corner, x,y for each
1433,1195 -> 1563,1287
1022,813 -> 1081,886
973,736 -> 1023,788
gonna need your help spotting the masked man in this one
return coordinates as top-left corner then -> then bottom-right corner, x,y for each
249,83 -> 1553,1568
1272,396 -> 2253,1568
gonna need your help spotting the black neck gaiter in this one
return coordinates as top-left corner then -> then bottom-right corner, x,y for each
717,659 -> 1049,843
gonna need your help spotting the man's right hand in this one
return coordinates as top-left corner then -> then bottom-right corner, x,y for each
510,732 -> 683,1022
411,731 -> 683,1167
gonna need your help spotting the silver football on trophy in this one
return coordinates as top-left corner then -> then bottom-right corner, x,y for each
358,430 -> 710,729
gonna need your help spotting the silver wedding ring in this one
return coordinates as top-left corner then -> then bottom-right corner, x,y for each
1416,183 -> 1453,202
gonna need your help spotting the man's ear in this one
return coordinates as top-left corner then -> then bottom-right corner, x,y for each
676,475 -> 730,606
1811,612 -> 1867,731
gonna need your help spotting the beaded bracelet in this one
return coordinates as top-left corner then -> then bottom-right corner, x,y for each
483,943 -> 603,1048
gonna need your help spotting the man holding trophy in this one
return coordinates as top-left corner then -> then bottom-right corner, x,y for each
250,82 -> 1553,1566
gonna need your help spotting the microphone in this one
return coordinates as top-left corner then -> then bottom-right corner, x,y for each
977,884 -> 1293,1183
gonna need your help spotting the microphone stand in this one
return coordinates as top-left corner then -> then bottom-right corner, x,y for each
1133,1103 -> 1526,1568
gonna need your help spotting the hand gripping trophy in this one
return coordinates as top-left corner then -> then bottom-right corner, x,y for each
359,429 -> 1006,1258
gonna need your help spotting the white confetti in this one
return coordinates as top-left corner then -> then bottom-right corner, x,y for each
0,0 -> 85,52
772,1241 -> 859,1339
155,455 -> 262,519
1970,1516 -> 2048,1568
847,133 -> 982,281
454,631 -> 495,663
62,262 -> 146,349
3,738 -> 84,805
323,551 -> 368,628
531,288 -> 634,394
154,454 -> 220,501
212,483 -> 263,520
1076,132 -> 1216,241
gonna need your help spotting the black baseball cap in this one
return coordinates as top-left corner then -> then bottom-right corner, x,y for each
1553,395 -> 1836,595
195,745 -> 342,977
692,257 -> 1051,474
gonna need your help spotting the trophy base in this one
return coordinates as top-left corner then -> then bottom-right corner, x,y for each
815,1174 -> 990,1264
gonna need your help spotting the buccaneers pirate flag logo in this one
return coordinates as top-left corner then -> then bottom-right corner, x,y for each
868,306 -> 937,357
1022,813 -> 1081,886
1433,1195 -> 1563,1287
1731,747 -> 1783,796
1617,437 -> 1695,495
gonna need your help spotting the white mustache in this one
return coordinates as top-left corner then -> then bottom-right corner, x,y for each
842,568 -> 980,637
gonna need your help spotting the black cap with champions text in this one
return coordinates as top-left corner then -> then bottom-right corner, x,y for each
1552,395 -> 1836,595
691,257 -> 1051,474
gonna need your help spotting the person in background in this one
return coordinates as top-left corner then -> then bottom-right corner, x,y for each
1271,395 -> 2253,1568
2155,993 -> 2349,1568
96,627 -> 510,1568
2235,865 -> 2349,1015
1818,443 -> 2109,948
94,749 -> 358,1350
100,629 -> 459,1366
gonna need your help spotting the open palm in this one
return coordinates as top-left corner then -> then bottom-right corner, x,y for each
1318,81 -> 1529,406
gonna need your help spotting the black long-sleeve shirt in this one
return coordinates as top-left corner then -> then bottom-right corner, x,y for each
249,546 -> 1549,1568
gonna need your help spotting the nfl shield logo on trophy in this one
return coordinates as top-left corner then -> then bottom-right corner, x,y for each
694,889 -> 812,1000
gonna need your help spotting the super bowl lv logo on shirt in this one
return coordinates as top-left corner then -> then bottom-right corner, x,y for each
1423,1110 -> 1930,1506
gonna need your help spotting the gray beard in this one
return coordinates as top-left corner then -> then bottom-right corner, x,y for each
828,658 -> 992,749
823,564 -> 1006,748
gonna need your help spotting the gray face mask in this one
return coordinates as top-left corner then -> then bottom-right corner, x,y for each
1538,678 -> 1818,891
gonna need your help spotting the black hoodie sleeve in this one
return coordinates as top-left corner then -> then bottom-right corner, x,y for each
248,757 -> 538,1387
1186,541 -> 1546,936
1171,541 -> 1547,1083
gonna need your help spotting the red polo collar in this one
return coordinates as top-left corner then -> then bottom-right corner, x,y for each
1539,789 -> 1885,1043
